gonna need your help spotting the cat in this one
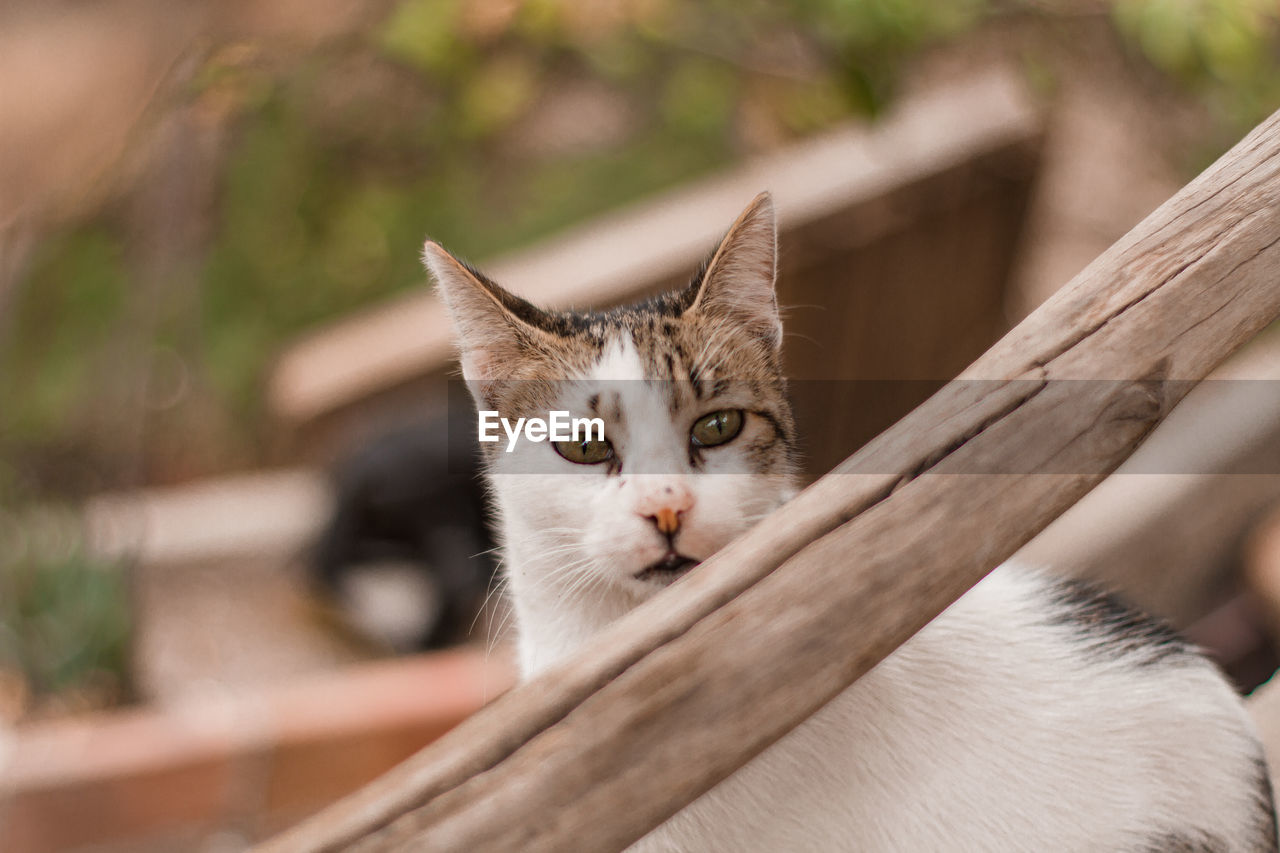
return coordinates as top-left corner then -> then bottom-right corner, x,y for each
423,193 -> 1278,851
311,412 -> 497,651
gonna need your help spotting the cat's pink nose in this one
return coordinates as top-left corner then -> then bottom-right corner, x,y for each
653,507 -> 681,536
636,480 -> 694,537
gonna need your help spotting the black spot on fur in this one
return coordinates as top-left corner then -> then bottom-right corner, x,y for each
1138,831 -> 1226,852
458,259 -> 585,337
501,284 -> 697,344
1047,579 -> 1192,667
620,283 -> 699,321
750,408 -> 798,457
666,382 -> 687,416
1254,755 -> 1279,852
594,246 -> 708,324
688,361 -> 706,399
603,390 -> 623,425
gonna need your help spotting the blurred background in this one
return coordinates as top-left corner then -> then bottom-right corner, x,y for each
3,1 -> 1280,850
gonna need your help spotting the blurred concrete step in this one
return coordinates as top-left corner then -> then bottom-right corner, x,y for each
0,649 -> 513,853
83,469 -> 366,703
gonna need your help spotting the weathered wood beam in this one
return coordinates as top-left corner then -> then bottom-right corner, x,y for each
259,107 -> 1280,853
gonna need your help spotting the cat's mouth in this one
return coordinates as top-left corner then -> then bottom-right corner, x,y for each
635,551 -> 699,585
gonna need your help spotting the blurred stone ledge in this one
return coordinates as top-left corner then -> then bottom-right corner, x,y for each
85,469 -> 330,573
0,649 -> 512,853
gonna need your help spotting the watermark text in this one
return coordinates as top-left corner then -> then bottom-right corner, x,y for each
478,410 -> 605,452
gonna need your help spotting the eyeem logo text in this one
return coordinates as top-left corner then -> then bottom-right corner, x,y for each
478,411 -> 605,452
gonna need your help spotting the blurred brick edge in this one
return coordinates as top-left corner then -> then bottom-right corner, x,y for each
0,649 -> 512,852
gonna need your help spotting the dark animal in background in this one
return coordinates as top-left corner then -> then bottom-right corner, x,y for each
311,412 -> 496,652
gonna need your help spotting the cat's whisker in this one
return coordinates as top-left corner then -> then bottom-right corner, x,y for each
472,556 -> 511,639
493,613 -> 515,651
562,566 -> 609,604
531,538 -> 587,554
542,553 -> 607,598
547,560 -> 603,591
483,573 -> 514,657
537,549 -> 598,571
783,329 -> 820,348
535,553 -> 593,578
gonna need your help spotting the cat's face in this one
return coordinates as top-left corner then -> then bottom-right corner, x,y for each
426,193 -> 797,608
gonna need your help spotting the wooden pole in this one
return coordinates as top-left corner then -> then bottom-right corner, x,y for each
259,107 -> 1280,853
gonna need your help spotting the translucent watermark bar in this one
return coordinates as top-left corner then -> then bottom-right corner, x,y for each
440,379 -> 1280,475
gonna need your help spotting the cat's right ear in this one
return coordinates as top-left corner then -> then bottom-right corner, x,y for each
422,241 -> 549,398
688,192 -> 782,351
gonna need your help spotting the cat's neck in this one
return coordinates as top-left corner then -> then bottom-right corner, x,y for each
502,537 -> 643,679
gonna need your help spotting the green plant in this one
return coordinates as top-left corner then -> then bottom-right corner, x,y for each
0,507 -> 132,710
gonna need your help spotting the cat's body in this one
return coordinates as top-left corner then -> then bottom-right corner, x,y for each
425,193 -> 1277,851
634,566 -> 1274,852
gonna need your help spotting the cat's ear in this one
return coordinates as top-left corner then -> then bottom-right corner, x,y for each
422,241 -> 551,394
689,191 -> 782,350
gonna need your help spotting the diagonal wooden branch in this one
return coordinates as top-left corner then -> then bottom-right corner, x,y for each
258,107 -> 1280,853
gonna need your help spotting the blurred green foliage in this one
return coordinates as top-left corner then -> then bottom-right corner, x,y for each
4,0 -> 1279,488
790,0 -> 990,114
1114,0 -> 1280,132
0,507 -> 132,711
3,230 -> 130,442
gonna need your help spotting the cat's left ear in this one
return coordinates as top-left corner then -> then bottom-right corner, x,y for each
689,191 -> 782,350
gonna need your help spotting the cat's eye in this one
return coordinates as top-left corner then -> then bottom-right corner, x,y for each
691,409 -> 743,448
555,436 -> 613,465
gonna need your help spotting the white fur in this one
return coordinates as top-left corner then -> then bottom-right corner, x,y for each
631,566 -> 1267,851
489,333 -> 1272,850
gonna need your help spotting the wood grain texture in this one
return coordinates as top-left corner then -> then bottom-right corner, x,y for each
257,107 -> 1280,853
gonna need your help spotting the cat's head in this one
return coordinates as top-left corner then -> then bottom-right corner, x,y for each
424,193 -> 798,614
